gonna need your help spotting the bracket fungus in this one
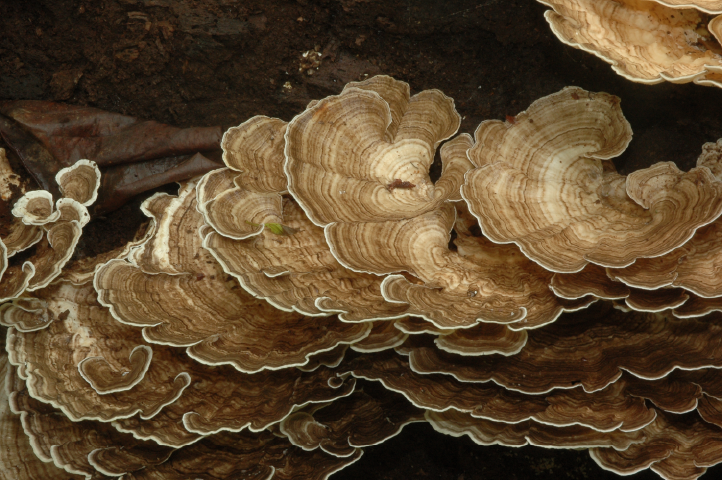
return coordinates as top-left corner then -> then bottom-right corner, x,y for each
285,74 -> 463,227
4,350 -> 361,480
4,273 -> 359,450
4,282 -> 192,423
345,351 -> 670,433
197,114 -> 413,323
279,383 -> 425,458
463,86 -> 722,273
7,358 -> 174,479
607,226 -> 722,298
590,411 -> 722,480
605,142 -> 722,298
118,430 -> 363,480
538,0 -> 722,88
426,409 -> 647,451
284,76 -> 591,329
7,76 -> 722,479
201,185 -> 411,322
1,159 -> 99,302
11,191 -> 60,226
95,179 -> 373,373
111,358 -> 357,446
405,304 -> 722,394
0,355 -> 85,480
674,293 -> 722,318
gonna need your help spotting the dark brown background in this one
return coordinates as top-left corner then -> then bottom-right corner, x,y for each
2,0 -> 721,478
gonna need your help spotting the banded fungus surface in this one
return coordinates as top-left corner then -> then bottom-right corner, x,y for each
2,77 -> 722,480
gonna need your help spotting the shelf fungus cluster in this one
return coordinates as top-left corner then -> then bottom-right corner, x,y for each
4,77 -> 722,479
537,0 -> 722,88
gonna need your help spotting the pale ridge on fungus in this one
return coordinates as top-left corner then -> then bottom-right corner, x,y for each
651,0 -> 722,14
426,409 -> 646,451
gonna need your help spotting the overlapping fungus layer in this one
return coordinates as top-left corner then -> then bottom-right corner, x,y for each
4,77 -> 722,480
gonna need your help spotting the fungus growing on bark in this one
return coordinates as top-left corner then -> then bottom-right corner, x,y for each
111,357 -> 357,447
198,114 -> 411,322
54,159 -> 101,206
431,409 -> 722,477
405,304 -> 722,394
608,219 -> 722,298
3,351 -> 360,479
119,430 -> 363,480
1,160 -> 100,302
673,293 -> 722,318
11,191 -> 60,226
463,87 -> 722,273
95,179 -> 373,373
551,264 -> 632,301
598,140 -> 722,299
60,220 -> 152,286
5,282 -> 192,423
346,350 -> 713,433
203,193 -> 412,322
5,274 -> 359,448
393,316 -> 449,335
7,76 -> 722,480
198,166 -> 283,241
590,411 -> 722,480
551,264 -> 696,313
6,358 -> 173,478
432,322 -> 528,356
280,382 -> 424,457
221,115 -> 288,194
285,75 -> 462,227
350,321 -> 408,353
537,0 -> 722,87
0,355 -> 85,480
0,221 -> 42,263
285,78 -> 591,329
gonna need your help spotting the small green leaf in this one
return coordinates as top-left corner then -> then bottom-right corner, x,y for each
265,223 -> 285,235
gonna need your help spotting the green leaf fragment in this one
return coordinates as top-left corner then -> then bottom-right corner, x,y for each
266,223 -> 286,235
